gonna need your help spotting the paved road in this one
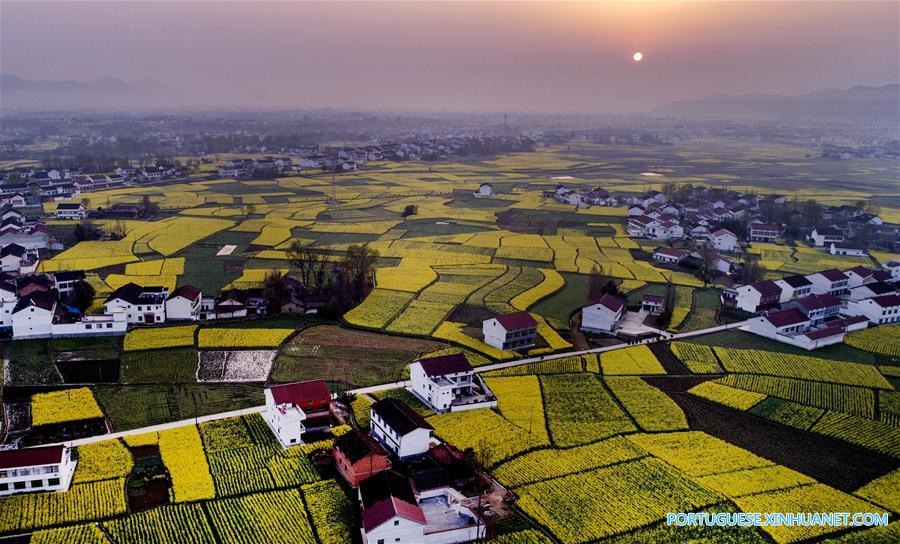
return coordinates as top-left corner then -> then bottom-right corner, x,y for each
44,320 -> 746,448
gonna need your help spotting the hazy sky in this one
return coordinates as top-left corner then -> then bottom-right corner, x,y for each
2,1 -> 899,112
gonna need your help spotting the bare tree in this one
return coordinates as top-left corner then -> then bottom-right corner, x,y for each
343,243 -> 380,297
286,240 -> 330,292
697,247 -> 719,287
262,271 -> 287,314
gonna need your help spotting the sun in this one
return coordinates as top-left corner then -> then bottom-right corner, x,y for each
633,52 -> 643,62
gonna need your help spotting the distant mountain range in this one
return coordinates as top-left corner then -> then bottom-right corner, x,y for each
0,74 -> 173,111
652,84 -> 900,123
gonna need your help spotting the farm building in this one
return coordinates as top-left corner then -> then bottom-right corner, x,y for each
263,379 -> 332,448
806,269 -> 849,297
581,294 -> 626,334
104,283 -> 169,324
409,353 -> 497,413
721,280 -> 781,313
808,226 -> 844,247
482,311 -> 537,351
165,284 -> 203,321
359,471 -> 486,544
652,247 -> 687,265
709,228 -> 737,252
774,275 -> 813,303
0,445 -> 77,497
333,430 -> 392,487
473,183 -> 493,197
641,293 -> 664,315
54,203 -> 85,220
370,398 -> 434,459
829,243 -> 866,257
748,222 -> 780,243
845,294 -> 900,325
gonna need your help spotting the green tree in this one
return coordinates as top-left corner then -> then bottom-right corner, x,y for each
69,281 -> 96,313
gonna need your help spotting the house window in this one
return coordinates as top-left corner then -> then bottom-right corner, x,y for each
378,540 -> 385,544
13,482 -> 26,490
30,480 -> 43,488
48,478 -> 60,486
394,520 -> 399,526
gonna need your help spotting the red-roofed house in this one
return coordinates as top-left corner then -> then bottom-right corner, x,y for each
844,267 -> 875,289
722,281 -> 781,313
784,294 -> 842,325
409,353 -> 496,413
359,472 -> 486,544
846,295 -> 900,325
652,247 -> 687,265
710,228 -> 738,252
0,445 -> 76,497
748,223 -> 780,243
807,269 -> 849,297
263,379 -> 332,447
748,308 -> 847,350
165,284 -> 202,321
482,311 -> 538,351
641,293 -> 665,315
581,294 -> 626,334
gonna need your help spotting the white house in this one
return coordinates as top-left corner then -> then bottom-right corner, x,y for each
785,294 -> 842,326
848,282 -> 895,302
709,228 -> 738,252
359,472 -> 486,544
370,398 -> 435,459
581,294 -> 626,334
721,280 -> 781,313
806,269 -> 849,297
0,243 -> 33,273
54,270 -> 86,296
749,308 -> 811,337
652,247 -> 687,265
55,203 -> 85,220
627,215 -> 658,237
473,183 -> 493,197
165,285 -> 202,321
748,223 -> 780,243
843,266 -> 876,289
263,380 -> 332,448
829,243 -> 866,257
808,227 -> 844,247
11,292 -> 56,339
747,308 -> 848,350
409,353 -> 496,413
845,295 -> 900,325
0,445 -> 77,497
627,205 -> 645,217
641,293 -> 664,315
482,311 -> 537,351
104,283 -> 169,324
774,275 -> 813,303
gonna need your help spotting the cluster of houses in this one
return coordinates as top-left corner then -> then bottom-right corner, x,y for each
550,184 -> 894,261
0,164 -> 187,209
725,265 -> 899,349
261,352 -> 498,543
2,269 -> 335,340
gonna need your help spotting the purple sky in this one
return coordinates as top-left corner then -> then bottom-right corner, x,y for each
2,1 -> 898,112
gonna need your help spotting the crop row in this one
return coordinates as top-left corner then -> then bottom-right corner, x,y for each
713,347 -> 892,389
541,374 -> 635,447
516,457 -> 719,543
605,376 -> 688,432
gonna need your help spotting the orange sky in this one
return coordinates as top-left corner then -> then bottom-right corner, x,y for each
2,1 -> 898,112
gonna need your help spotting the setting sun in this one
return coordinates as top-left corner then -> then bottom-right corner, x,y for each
633,51 -> 643,62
